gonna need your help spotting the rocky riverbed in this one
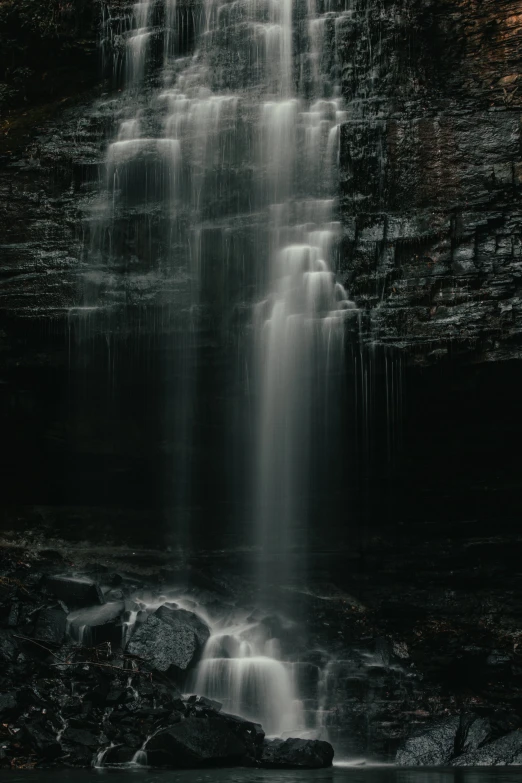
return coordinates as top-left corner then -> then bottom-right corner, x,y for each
0,545 -> 334,770
1,536 -> 522,768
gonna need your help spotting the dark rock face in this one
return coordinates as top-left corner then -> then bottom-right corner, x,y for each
339,0 -> 522,362
260,738 -> 334,769
0,0 -> 98,115
62,727 -> 99,749
0,0 -> 520,578
460,715 -> 492,754
187,695 -> 223,712
44,576 -> 104,607
0,0 -> 520,535
33,606 -> 67,645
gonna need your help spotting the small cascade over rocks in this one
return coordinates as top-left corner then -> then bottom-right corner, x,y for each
192,610 -> 305,737
58,579 -> 333,769
56,579 -> 330,751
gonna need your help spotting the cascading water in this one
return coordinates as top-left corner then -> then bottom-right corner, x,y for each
248,1 -> 357,589
87,0 -> 359,743
192,611 -> 305,737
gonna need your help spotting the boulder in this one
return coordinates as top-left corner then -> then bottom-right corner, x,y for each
212,711 -> 265,761
33,607 -> 67,646
452,730 -> 522,766
67,602 -> 125,646
44,576 -> 104,607
396,716 -> 460,766
127,615 -> 196,672
259,737 -> 334,769
155,605 -> 210,647
145,713 -> 260,767
126,608 -> 209,673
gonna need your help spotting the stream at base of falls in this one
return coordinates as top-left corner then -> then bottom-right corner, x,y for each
1,768 -> 520,782
79,588 -> 320,744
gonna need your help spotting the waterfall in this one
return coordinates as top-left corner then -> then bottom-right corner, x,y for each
90,0 -> 358,568
249,2 -> 357,591
86,0 -> 359,739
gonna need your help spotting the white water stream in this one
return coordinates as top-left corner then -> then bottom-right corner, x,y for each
90,0 -> 358,742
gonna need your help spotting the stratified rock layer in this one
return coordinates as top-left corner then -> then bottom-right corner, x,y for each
2,0 -> 522,363
341,0 -> 522,362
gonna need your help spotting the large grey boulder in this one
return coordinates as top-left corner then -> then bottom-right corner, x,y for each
259,737 -> 334,769
126,606 -> 210,673
396,717 -> 460,766
155,605 -> 210,647
452,730 -> 522,766
145,713 -> 257,767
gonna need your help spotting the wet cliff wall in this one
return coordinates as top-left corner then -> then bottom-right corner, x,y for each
2,0 -> 522,357
340,0 -> 522,362
1,0 -> 522,544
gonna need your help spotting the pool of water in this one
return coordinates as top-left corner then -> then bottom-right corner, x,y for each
0,767 -> 520,783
